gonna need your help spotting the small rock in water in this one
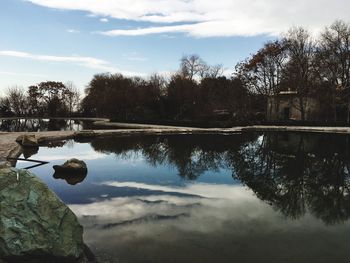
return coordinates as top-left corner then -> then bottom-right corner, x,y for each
53,159 -> 88,185
53,158 -> 87,173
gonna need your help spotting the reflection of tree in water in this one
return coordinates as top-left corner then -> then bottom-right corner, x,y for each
0,119 -> 84,132
0,119 -> 42,132
0,119 -> 52,131
232,133 -> 350,225
306,153 -> 350,224
90,134 -> 255,180
90,133 -> 350,224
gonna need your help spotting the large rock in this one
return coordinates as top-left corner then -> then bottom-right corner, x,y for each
15,134 -> 39,147
0,168 -> 85,262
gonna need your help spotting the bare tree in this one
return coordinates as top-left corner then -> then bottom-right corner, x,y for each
282,27 -> 316,121
317,20 -> 350,122
200,64 -> 224,79
27,85 -> 41,116
149,73 -> 168,96
236,40 -> 287,96
236,40 -> 287,119
65,81 -> 81,117
180,54 -> 207,81
6,86 -> 27,116
0,97 -> 12,116
207,64 -> 224,78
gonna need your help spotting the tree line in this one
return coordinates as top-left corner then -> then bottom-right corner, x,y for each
81,71 -> 261,124
237,20 -> 350,122
82,20 -> 350,124
0,81 -> 80,117
1,20 -> 350,124
81,54 -> 266,124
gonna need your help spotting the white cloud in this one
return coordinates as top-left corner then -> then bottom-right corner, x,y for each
26,0 -> 350,37
0,50 -> 144,76
68,182 -> 350,262
102,181 -> 255,200
26,151 -> 105,161
100,24 -> 193,36
100,18 -> 109,23
222,68 -> 234,78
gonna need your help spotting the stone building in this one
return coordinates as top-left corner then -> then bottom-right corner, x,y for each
267,91 -> 320,121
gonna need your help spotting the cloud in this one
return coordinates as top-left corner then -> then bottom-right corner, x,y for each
20,151 -> 106,162
102,181 -> 256,200
70,182 -> 261,230
69,190 -> 350,263
69,181 -> 350,263
0,50 -> 144,76
98,21 -> 278,37
222,68 -> 234,78
100,18 -> 109,23
26,0 -> 350,37
99,24 -> 193,37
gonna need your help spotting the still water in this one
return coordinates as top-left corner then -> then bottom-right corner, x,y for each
16,133 -> 350,263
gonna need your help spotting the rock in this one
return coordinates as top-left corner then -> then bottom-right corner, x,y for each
15,135 -> 23,143
0,168 -> 85,262
47,141 -> 67,148
22,146 -> 39,159
15,134 -> 38,147
53,173 -> 87,185
0,161 -> 8,169
53,159 -> 88,186
53,159 -> 87,174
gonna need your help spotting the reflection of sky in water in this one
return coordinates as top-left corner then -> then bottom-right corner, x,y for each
16,136 -> 350,263
17,141 -> 238,204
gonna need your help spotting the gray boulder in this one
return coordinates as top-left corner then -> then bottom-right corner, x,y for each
0,168 -> 85,262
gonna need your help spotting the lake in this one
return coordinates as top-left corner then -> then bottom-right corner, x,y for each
16,132 -> 350,263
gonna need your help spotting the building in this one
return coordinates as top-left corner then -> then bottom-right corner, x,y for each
267,91 -> 320,121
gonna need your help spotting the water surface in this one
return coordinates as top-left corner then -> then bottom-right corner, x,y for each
16,133 -> 350,263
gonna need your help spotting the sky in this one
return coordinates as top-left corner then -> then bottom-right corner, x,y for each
0,0 -> 349,94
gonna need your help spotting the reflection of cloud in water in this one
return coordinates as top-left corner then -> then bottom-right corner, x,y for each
69,182 -> 350,263
33,151 -> 106,161
102,181 -> 257,200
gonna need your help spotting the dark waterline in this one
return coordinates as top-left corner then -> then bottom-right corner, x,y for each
16,133 -> 350,263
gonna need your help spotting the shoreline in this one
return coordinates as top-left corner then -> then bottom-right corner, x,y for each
2,124 -> 350,168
